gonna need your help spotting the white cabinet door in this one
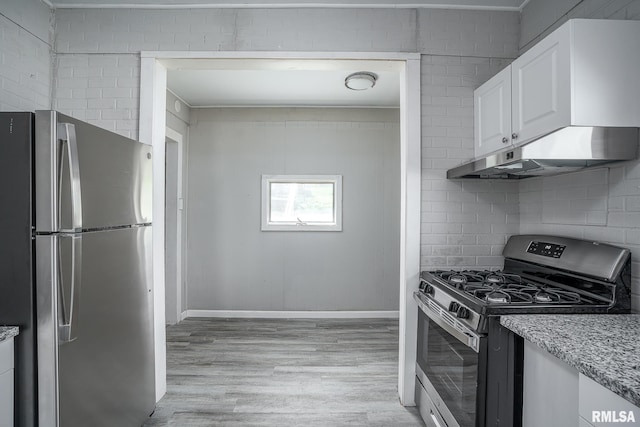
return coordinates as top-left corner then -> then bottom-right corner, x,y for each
474,66 -> 512,157
511,21 -> 571,145
579,417 -> 593,427
0,338 -> 14,427
579,374 -> 639,425
0,369 -> 13,427
522,340 -> 579,427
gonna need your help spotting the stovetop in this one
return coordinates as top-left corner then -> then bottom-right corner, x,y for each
433,270 -> 590,306
416,236 -> 632,333
420,268 -> 618,312
416,266 -> 629,334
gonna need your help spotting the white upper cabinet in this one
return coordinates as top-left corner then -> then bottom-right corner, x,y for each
511,21 -> 571,145
474,19 -> 640,158
475,66 -> 511,157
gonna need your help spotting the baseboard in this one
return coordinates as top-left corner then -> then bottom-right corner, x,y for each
179,310 -> 189,321
184,310 -> 400,319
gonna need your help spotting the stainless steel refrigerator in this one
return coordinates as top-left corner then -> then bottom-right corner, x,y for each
0,111 -> 155,427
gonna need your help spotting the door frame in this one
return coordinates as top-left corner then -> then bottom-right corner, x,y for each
139,51 -> 421,405
164,128 -> 184,325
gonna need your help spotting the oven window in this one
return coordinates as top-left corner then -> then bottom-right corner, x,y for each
417,310 -> 478,427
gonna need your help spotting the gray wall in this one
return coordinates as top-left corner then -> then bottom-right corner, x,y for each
518,0 -> 640,311
186,108 -> 400,311
165,90 -> 191,318
0,0 -> 52,111
51,7 -> 522,275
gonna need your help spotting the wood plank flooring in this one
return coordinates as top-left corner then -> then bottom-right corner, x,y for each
144,318 -> 424,426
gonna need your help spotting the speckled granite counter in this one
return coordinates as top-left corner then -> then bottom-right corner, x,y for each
0,326 -> 18,343
501,314 -> 640,407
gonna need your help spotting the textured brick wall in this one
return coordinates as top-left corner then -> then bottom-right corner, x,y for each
521,0 -> 640,50
52,7 -> 522,278
0,0 -> 52,111
53,54 -> 140,135
420,54 -> 519,269
519,0 -> 640,311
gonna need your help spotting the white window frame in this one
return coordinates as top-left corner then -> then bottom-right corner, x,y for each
261,174 -> 343,231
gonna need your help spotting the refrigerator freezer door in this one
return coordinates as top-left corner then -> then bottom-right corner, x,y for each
0,112 -> 38,427
35,111 -> 153,233
36,226 -> 155,427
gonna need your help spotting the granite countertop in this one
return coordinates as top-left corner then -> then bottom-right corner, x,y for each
501,314 -> 640,407
0,326 -> 19,343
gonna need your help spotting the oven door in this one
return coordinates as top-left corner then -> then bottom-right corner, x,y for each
415,293 -> 486,427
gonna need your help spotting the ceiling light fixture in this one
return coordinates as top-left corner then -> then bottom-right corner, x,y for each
344,72 -> 377,91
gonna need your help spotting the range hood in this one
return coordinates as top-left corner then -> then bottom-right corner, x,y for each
447,127 -> 639,179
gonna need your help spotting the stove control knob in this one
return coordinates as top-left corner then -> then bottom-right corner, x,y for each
424,284 -> 434,295
448,302 -> 460,312
456,306 -> 470,319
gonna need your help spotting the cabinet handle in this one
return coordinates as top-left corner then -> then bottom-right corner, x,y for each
502,137 -> 509,143
512,133 -> 518,140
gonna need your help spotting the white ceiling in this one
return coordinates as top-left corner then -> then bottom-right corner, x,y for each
47,0 -> 526,11
164,58 -> 404,108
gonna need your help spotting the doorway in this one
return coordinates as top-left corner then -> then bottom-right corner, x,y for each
139,51 -> 421,405
165,137 -> 180,325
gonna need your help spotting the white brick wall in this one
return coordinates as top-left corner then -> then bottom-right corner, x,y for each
520,162 -> 640,311
420,54 -> 519,270
418,9 -> 519,58
53,53 -> 139,137
0,0 -> 52,111
519,0 -> 640,312
521,0 -> 640,50
51,6 -> 521,274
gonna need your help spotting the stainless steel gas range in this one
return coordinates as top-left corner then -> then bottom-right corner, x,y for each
414,235 -> 632,427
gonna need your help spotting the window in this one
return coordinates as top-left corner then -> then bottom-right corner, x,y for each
261,175 -> 343,231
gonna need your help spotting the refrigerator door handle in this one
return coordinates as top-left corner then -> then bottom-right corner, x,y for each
58,234 -> 82,343
57,122 -> 83,232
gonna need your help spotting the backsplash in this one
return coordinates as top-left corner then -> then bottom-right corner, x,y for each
518,0 -> 640,313
520,159 -> 640,312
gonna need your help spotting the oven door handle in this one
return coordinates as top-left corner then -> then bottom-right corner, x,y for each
414,292 -> 481,353
430,410 -> 445,427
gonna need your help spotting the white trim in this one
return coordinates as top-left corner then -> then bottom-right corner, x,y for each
50,3 -> 521,11
40,0 -> 54,8
164,127 -> 185,327
191,104 -> 400,109
180,310 -> 189,322
140,57 -> 168,403
140,50 -> 420,407
261,174 -> 343,232
185,310 -> 400,319
166,88 -> 192,109
165,126 -> 183,144
397,58 -> 421,406
146,51 -> 421,61
518,0 -> 531,11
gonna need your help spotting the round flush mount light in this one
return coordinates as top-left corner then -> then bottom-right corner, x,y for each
345,72 -> 378,91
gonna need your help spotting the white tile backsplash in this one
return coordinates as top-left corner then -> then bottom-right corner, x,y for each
520,160 -> 640,311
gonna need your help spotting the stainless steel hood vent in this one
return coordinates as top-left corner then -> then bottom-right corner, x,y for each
447,127 -> 639,179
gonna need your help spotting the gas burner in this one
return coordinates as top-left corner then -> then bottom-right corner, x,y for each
449,274 -> 468,285
535,292 -> 553,303
486,291 -> 509,304
438,271 -> 485,288
533,289 -> 582,304
474,287 -> 535,304
485,274 -> 505,284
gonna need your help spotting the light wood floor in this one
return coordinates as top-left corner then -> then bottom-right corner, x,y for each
144,318 -> 424,426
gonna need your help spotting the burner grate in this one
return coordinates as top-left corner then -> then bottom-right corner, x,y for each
433,269 -> 587,305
